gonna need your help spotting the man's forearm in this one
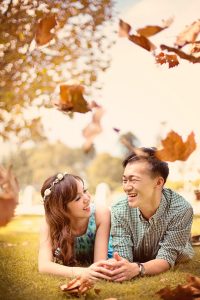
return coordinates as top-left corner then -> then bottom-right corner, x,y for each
142,259 -> 170,275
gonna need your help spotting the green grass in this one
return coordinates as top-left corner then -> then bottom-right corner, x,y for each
0,215 -> 200,300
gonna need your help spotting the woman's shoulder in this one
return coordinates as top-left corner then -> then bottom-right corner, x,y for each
94,204 -> 111,227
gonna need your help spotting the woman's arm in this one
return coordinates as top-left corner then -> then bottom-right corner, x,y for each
94,206 -> 111,262
38,218 -> 111,280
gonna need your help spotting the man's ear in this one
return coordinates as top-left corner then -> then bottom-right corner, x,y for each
155,176 -> 164,188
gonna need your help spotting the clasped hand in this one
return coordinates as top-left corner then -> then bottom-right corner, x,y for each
83,252 -> 140,282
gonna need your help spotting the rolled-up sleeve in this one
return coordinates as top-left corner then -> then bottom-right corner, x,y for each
111,209 -> 133,262
156,207 -> 194,267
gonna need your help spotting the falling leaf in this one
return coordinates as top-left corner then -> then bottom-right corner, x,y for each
119,19 -> 131,37
155,52 -> 179,68
119,19 -> 156,52
55,85 -> 90,114
60,276 -> 94,297
35,15 -> 57,46
82,106 -> 104,152
160,44 -> 200,63
0,166 -> 19,226
155,131 -> 196,162
136,17 -> 173,37
191,42 -> 200,54
113,127 -> 120,133
129,34 -> 156,51
175,20 -> 200,47
157,275 -> 200,300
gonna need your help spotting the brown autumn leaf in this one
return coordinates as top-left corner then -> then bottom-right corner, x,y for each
160,44 -> 200,63
119,19 -> 131,37
0,166 -> 19,226
82,106 -> 104,152
136,17 -> 173,37
129,34 -> 156,52
191,42 -> 200,54
175,20 -> 200,47
155,52 -> 179,68
60,276 -> 94,297
157,275 -> 200,300
155,131 -> 196,162
119,19 -> 156,52
35,15 -> 57,46
55,85 -> 90,114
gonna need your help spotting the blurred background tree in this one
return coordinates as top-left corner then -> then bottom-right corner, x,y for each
0,0 -> 115,143
86,152 -> 123,193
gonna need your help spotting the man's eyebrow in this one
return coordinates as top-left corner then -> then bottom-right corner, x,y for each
122,175 -> 140,179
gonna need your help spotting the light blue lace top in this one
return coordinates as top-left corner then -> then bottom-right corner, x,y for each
54,204 -> 113,265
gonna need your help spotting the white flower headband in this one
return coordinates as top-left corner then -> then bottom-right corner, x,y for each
43,172 -> 67,201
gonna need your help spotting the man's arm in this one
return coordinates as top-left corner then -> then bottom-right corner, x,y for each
111,207 -> 133,262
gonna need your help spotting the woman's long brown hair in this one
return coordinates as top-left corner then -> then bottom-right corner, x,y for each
41,173 -> 83,265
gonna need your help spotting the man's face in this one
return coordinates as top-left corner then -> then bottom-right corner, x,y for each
122,160 -> 159,208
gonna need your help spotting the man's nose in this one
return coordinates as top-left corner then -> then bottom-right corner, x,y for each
123,181 -> 133,191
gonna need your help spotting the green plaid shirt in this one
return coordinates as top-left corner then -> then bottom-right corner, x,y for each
111,188 -> 194,267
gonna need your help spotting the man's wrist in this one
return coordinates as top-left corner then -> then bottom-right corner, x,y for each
136,262 -> 146,277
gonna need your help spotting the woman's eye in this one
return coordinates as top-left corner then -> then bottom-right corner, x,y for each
75,196 -> 81,201
83,189 -> 88,193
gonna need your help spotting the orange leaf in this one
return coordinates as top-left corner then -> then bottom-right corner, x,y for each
119,19 -> 156,52
155,131 -> 196,162
82,106 -> 104,152
191,42 -> 200,54
56,85 -> 90,114
157,275 -> 200,300
60,277 -> 94,296
166,54 -> 179,68
119,19 -> 131,37
175,20 -> 200,47
160,44 -> 200,63
0,166 -> 19,226
129,34 -> 156,52
136,17 -> 173,37
35,15 -> 57,46
155,52 -> 179,68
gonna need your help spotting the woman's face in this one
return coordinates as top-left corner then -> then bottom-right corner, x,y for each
67,179 -> 91,220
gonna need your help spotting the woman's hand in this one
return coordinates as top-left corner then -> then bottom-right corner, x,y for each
77,261 -> 112,281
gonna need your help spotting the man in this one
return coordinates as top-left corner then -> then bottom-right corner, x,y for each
105,147 -> 194,282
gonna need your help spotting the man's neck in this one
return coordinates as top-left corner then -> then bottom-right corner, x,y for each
139,191 -> 162,220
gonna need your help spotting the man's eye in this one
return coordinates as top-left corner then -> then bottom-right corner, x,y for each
122,180 -> 127,183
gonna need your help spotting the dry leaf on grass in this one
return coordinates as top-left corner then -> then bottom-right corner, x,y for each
60,276 -> 94,297
157,275 -> 200,300
155,131 -> 196,162
0,165 -> 19,226
35,15 -> 57,46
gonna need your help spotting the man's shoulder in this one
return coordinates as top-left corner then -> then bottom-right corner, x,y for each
111,196 -> 129,214
163,188 -> 193,211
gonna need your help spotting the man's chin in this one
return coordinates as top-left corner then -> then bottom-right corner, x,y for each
127,197 -> 138,207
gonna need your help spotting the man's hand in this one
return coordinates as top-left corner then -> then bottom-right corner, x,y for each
103,252 -> 140,282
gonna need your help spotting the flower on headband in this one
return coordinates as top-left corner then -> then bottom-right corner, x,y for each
44,188 -> 51,198
57,173 -> 64,180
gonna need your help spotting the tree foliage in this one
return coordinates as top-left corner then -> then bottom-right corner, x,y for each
0,0 -> 115,142
86,153 -> 123,192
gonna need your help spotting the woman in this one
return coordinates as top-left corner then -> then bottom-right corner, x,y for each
38,172 -> 112,281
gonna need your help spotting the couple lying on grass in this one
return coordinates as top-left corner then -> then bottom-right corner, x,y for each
38,148 -> 194,282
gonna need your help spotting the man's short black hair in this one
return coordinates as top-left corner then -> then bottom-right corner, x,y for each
122,147 -> 169,183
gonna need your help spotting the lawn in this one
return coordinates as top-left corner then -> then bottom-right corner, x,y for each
0,215 -> 200,300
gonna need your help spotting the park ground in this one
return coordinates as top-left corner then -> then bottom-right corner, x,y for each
0,214 -> 200,300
